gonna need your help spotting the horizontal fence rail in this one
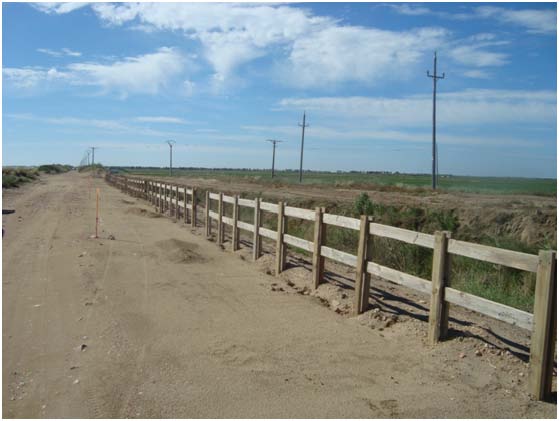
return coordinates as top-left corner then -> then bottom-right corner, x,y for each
105,173 -> 556,402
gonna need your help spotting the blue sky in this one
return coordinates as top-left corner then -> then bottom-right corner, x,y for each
2,2 -> 557,177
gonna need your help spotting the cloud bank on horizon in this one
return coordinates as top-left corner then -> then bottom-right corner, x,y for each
2,2 -> 557,178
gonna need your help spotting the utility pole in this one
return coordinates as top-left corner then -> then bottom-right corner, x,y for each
427,51 -> 445,190
265,139 -> 283,178
90,146 -> 98,166
298,111 -> 309,183
166,140 -> 176,176
87,150 -> 90,166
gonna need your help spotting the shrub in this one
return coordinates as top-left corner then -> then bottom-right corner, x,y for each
354,192 -> 374,216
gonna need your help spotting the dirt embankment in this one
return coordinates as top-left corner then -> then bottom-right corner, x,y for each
144,175 -> 557,248
2,172 -> 555,418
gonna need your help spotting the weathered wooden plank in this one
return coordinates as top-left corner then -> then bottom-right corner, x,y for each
205,191 -> 211,237
283,234 -> 313,252
529,250 -> 557,400
238,198 -> 255,208
260,227 -> 277,241
217,193 -> 224,245
209,192 -> 219,200
312,207 -> 325,289
222,195 -> 235,204
370,223 -> 435,249
237,220 -> 255,232
428,231 -> 450,345
366,262 -> 431,295
275,202 -> 285,275
448,239 -> 538,273
253,198 -> 261,261
320,246 -> 357,267
208,210 -> 218,219
284,206 -> 315,221
323,213 -> 360,230
191,187 -> 197,227
260,201 -> 279,213
232,195 -> 239,251
175,185 -> 180,220
354,216 -> 371,315
222,215 -> 233,226
444,287 -> 533,331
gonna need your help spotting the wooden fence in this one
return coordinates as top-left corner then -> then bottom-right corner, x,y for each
106,173 -> 557,401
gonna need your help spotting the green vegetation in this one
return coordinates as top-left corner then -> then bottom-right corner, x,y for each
2,167 -> 40,188
213,187 -> 546,313
78,163 -> 104,173
38,164 -> 73,174
3,164 -> 74,188
121,167 -> 557,196
125,166 -> 554,311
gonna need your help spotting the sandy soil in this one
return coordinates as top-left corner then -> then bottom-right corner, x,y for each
2,172 -> 556,418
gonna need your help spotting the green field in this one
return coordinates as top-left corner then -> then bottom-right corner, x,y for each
119,167 -> 557,196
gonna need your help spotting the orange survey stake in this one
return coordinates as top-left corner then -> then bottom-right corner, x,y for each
95,188 -> 100,239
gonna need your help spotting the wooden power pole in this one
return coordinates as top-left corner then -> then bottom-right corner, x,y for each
298,111 -> 309,183
427,51 -> 445,190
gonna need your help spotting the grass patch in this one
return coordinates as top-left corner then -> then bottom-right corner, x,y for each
120,167 -> 557,196
2,167 -> 40,188
38,164 -> 72,174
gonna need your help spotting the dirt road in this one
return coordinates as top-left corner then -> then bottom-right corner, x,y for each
2,172 -> 555,418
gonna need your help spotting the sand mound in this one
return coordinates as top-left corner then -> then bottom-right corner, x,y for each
155,239 -> 207,264
125,207 -> 161,218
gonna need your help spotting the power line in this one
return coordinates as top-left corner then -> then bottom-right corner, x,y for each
427,51 -> 445,190
298,111 -> 309,183
265,139 -> 284,178
166,140 -> 176,176
90,146 -> 98,165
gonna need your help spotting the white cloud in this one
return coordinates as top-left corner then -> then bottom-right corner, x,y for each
389,4 -> 556,34
5,113 -> 185,137
3,67 -> 72,88
89,2 -> 332,83
83,3 -> 452,87
449,44 -> 508,67
241,124 -> 542,148
4,47 -> 185,97
37,47 -> 82,57
476,6 -> 556,34
32,2 -> 89,14
285,26 -> 448,87
278,89 -> 557,128
389,4 -> 432,16
462,69 -> 491,79
68,47 -> 184,96
134,116 -> 188,124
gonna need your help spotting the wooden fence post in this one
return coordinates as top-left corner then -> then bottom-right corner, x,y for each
252,198 -> 261,261
205,191 -> 211,237
158,181 -> 162,213
312,207 -> 325,289
175,185 -> 179,220
428,231 -> 451,345
232,195 -> 239,251
191,188 -> 197,228
529,250 -> 556,401
354,215 -> 372,315
183,186 -> 188,224
162,183 -> 166,213
217,193 -> 224,245
275,202 -> 286,275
